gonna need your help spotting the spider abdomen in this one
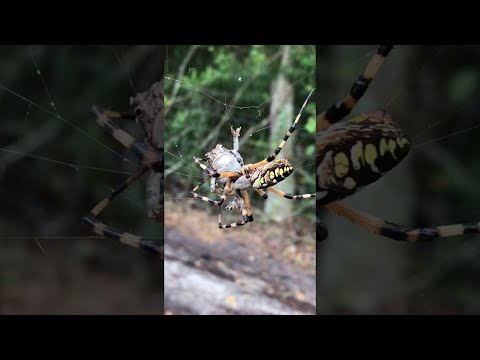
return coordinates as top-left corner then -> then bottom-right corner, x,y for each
317,109 -> 410,205
251,158 -> 294,189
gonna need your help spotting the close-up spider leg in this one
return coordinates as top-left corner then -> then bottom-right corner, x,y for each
317,45 -> 480,243
82,165 -> 163,254
316,45 -> 398,240
326,201 -> 480,242
317,45 -> 394,131
317,45 -> 480,314
82,82 -> 164,256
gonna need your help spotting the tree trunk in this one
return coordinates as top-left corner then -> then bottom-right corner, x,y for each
265,45 -> 295,221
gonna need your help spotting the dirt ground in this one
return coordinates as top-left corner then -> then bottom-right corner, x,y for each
164,199 -> 316,315
0,236 -> 163,315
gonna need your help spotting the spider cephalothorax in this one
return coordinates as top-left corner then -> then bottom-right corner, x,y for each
191,91 -> 316,229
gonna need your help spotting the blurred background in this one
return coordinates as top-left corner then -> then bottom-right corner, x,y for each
317,45 -> 480,314
164,45 -> 316,314
0,45 -> 164,314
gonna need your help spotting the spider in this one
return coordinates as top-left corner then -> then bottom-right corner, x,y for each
190,90 -> 316,228
82,81 -> 164,256
317,45 -> 480,242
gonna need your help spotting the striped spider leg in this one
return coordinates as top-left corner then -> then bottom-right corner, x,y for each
83,81 -> 164,256
317,45 -> 480,242
191,90 -> 316,229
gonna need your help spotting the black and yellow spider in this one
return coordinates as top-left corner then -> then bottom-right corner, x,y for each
82,81 -> 164,256
191,90 -> 316,229
317,45 -> 480,242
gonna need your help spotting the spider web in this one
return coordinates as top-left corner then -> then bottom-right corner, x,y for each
0,45 -> 164,314
316,45 -> 480,314
164,45 -> 316,315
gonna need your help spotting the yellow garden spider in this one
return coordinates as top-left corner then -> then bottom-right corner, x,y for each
317,45 -> 480,242
191,90 -> 316,228
82,81 -> 164,256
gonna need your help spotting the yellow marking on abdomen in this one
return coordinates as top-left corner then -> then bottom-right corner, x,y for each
334,152 -> 349,178
350,140 -> 364,170
364,144 -> 379,173
397,137 -> 409,148
343,177 -> 357,190
388,139 -> 397,159
379,138 -> 388,156
351,115 -> 367,123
